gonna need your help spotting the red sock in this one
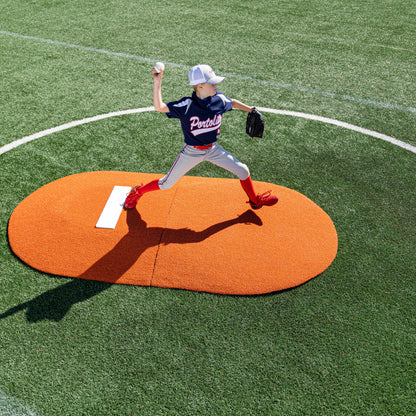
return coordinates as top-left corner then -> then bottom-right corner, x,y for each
140,179 -> 160,194
240,176 -> 257,203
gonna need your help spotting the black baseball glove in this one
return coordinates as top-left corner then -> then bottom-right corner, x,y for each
246,107 -> 264,138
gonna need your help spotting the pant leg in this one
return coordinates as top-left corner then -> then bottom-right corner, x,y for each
205,143 -> 250,180
158,145 -> 206,190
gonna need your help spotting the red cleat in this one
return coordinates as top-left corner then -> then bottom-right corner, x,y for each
123,185 -> 143,209
248,191 -> 278,209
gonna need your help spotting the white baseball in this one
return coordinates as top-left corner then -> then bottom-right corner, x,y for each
153,62 -> 165,73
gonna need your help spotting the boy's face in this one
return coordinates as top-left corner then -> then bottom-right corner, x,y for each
197,83 -> 218,98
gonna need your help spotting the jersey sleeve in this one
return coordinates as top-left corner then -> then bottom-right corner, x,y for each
166,97 -> 193,119
216,93 -> 233,113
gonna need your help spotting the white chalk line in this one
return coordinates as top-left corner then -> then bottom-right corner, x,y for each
1,30 -> 415,114
0,389 -> 38,416
284,30 -> 414,53
258,108 -> 416,154
0,107 -> 414,156
0,107 -> 153,155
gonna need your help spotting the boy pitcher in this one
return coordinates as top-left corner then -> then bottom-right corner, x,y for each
124,64 -> 278,209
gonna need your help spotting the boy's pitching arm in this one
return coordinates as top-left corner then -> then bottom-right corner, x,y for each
152,69 -> 169,113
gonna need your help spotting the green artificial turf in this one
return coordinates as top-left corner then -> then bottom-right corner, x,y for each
1,0 -> 415,415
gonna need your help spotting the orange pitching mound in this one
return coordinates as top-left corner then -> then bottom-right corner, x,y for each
8,171 -> 337,295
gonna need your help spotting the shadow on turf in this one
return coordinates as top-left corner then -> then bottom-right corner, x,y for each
2,209 -> 263,322
0,274 -> 305,323
0,279 -> 113,322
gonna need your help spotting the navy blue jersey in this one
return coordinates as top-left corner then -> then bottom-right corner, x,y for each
166,91 -> 233,146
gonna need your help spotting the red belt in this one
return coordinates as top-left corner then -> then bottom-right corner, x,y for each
193,143 -> 213,150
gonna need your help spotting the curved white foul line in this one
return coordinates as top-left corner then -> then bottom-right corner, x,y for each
0,106 -> 415,156
0,107 -> 154,156
258,108 -> 416,154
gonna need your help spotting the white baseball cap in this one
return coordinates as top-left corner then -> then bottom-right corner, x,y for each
189,64 -> 225,85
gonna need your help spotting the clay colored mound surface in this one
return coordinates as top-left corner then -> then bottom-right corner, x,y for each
8,171 -> 337,295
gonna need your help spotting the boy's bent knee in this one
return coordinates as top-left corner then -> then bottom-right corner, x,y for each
158,177 -> 175,190
237,163 -> 250,180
